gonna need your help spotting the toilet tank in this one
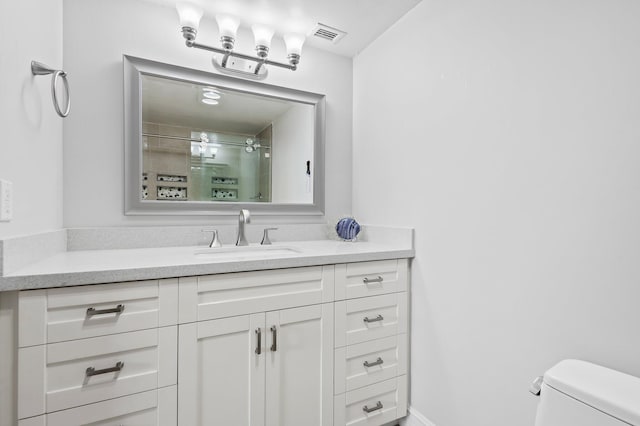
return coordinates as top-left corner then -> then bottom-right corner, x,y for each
534,360 -> 640,426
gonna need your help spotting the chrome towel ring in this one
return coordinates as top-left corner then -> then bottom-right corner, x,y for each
31,61 -> 70,118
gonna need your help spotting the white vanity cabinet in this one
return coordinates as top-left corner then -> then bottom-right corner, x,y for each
16,279 -> 179,425
12,257 -> 409,426
177,266 -> 335,426
334,259 -> 409,426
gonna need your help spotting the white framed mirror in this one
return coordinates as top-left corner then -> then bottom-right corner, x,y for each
124,55 -> 325,216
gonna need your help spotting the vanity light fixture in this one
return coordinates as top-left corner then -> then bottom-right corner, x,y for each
175,2 -> 305,79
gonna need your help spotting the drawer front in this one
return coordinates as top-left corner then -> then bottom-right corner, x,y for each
335,293 -> 407,348
334,376 -> 407,426
18,327 -> 177,418
19,386 -> 177,426
335,259 -> 408,300
334,334 -> 407,395
19,279 -> 178,347
179,266 -> 335,323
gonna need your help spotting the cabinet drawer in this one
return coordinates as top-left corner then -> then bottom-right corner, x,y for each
335,335 -> 407,394
335,259 -> 408,300
18,327 -> 177,419
179,266 -> 334,323
334,376 -> 407,426
335,293 -> 407,348
18,386 -> 177,426
19,279 -> 178,346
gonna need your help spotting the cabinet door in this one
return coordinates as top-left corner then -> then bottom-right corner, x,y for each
265,303 -> 333,426
18,327 -> 177,419
334,259 -> 408,301
19,279 -> 178,347
178,314 -> 265,426
334,376 -> 407,426
21,387 -> 177,426
179,266 -> 334,323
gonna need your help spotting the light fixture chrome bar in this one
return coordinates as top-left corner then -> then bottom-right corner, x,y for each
221,51 -> 232,68
188,41 -> 297,71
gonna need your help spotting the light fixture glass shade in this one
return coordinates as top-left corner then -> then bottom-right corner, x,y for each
252,24 -> 274,48
176,3 -> 203,31
284,33 -> 305,56
215,15 -> 240,39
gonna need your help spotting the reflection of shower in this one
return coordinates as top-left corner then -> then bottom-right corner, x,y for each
199,132 -> 210,156
141,132 -> 269,154
193,132 -> 218,158
244,137 -> 262,153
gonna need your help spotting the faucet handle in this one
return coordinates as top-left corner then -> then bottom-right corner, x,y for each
202,229 -> 222,248
261,228 -> 278,245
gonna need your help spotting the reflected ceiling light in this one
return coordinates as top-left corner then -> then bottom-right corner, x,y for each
202,98 -> 219,105
202,87 -> 221,100
175,2 -> 305,80
202,91 -> 221,100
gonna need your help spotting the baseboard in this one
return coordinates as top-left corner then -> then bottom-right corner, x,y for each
400,406 -> 436,426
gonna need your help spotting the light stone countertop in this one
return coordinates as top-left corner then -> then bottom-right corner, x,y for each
0,239 -> 414,291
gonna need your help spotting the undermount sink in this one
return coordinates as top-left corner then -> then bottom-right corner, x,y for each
194,245 -> 303,260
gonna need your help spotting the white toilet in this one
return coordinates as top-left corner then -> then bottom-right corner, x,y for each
532,359 -> 640,426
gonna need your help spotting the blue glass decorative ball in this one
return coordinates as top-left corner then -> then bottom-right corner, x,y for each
336,217 -> 361,241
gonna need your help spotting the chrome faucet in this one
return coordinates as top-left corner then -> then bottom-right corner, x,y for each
235,209 -> 251,246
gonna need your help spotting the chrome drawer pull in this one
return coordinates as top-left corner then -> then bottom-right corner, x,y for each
363,357 -> 384,368
270,325 -> 277,352
363,314 -> 384,323
86,361 -> 124,377
255,328 -> 262,355
363,276 -> 383,284
362,401 -> 383,413
86,304 -> 125,317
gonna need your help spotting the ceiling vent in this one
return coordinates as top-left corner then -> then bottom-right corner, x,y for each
311,23 -> 347,44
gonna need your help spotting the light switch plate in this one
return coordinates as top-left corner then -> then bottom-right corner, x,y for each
0,180 -> 13,221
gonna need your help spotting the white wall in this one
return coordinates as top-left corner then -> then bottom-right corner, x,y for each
62,0 -> 352,227
353,1 -> 640,425
0,0 -> 63,238
272,103 -> 314,204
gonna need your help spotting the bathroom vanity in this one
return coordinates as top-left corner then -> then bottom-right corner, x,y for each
0,227 -> 412,426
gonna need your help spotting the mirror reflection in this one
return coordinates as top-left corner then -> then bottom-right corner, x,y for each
140,74 -> 314,204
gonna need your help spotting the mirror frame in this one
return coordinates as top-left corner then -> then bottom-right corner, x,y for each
123,55 -> 326,216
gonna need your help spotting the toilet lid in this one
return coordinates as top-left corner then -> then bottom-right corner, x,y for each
544,360 -> 640,426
